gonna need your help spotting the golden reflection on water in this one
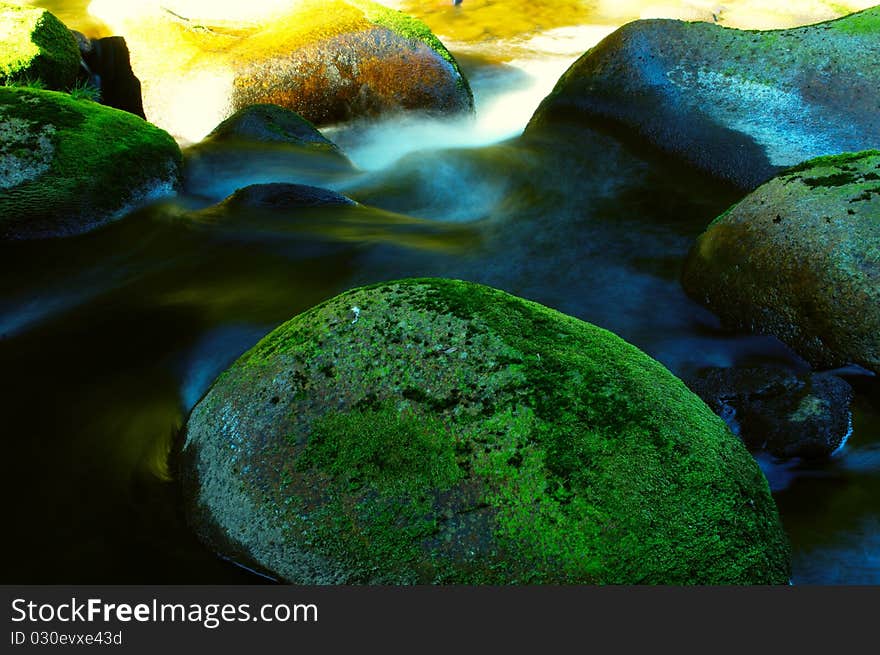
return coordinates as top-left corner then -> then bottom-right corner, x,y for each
190,201 -> 483,254
391,0 -> 594,44
388,0 -> 877,48
11,0 -> 878,40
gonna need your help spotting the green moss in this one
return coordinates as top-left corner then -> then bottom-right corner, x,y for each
789,396 -> 828,422
391,279 -> 785,582
469,406 -> 605,582
0,3 -> 80,90
0,87 -> 181,237
281,402 -> 466,582
778,151 -> 880,193
800,172 -> 861,188
0,4 -> 46,80
296,403 -> 462,497
784,150 -> 880,175
849,187 -> 880,203
826,7 -> 880,35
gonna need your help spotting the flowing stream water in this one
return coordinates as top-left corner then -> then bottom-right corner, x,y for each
2,0 -> 880,584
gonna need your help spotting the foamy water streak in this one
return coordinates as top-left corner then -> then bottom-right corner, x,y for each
327,24 -> 615,171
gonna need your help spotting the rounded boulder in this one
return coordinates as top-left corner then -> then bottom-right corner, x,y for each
0,86 -> 181,239
182,278 -> 790,584
683,150 -> 880,374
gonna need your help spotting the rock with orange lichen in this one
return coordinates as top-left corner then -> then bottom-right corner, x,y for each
89,0 -> 473,143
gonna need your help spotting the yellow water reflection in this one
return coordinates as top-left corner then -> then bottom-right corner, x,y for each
7,0 -> 109,35
11,1 -> 879,40
88,0 -> 297,28
388,0 -> 878,44
387,0 -> 880,66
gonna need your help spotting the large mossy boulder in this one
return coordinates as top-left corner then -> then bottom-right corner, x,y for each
90,0 -> 473,142
683,150 -> 880,373
527,8 -> 880,189
183,104 -> 355,200
182,278 -> 790,584
0,87 -> 181,239
0,2 -> 80,90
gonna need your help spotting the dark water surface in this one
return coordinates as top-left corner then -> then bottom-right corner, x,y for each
3,2 -> 879,585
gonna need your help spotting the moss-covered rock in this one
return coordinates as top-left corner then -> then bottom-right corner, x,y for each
183,105 -> 355,200
527,8 -> 880,190
0,2 -> 80,90
90,0 -> 473,142
181,278 -> 790,584
0,86 -> 181,239
683,150 -> 880,373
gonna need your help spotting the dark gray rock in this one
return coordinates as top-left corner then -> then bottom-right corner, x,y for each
183,105 -> 355,200
688,366 -> 854,460
220,183 -> 356,210
206,104 -> 344,152
527,9 -> 880,190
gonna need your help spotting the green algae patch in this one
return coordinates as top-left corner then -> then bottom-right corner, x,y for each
183,279 -> 791,584
0,2 -> 80,90
0,87 -> 181,239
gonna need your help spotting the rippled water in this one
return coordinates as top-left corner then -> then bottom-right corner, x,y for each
3,0 -> 880,584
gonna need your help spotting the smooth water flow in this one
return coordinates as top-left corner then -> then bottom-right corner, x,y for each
328,25 -> 616,170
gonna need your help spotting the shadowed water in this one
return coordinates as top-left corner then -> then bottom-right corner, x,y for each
3,0 -> 880,584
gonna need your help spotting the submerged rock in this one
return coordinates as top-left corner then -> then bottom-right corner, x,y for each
688,367 -> 853,460
527,8 -> 880,189
0,2 -> 80,90
219,183 -> 357,210
183,104 -> 355,200
683,150 -> 880,374
0,87 -> 181,239
205,104 -> 347,152
182,278 -> 790,584
90,0 -> 474,142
